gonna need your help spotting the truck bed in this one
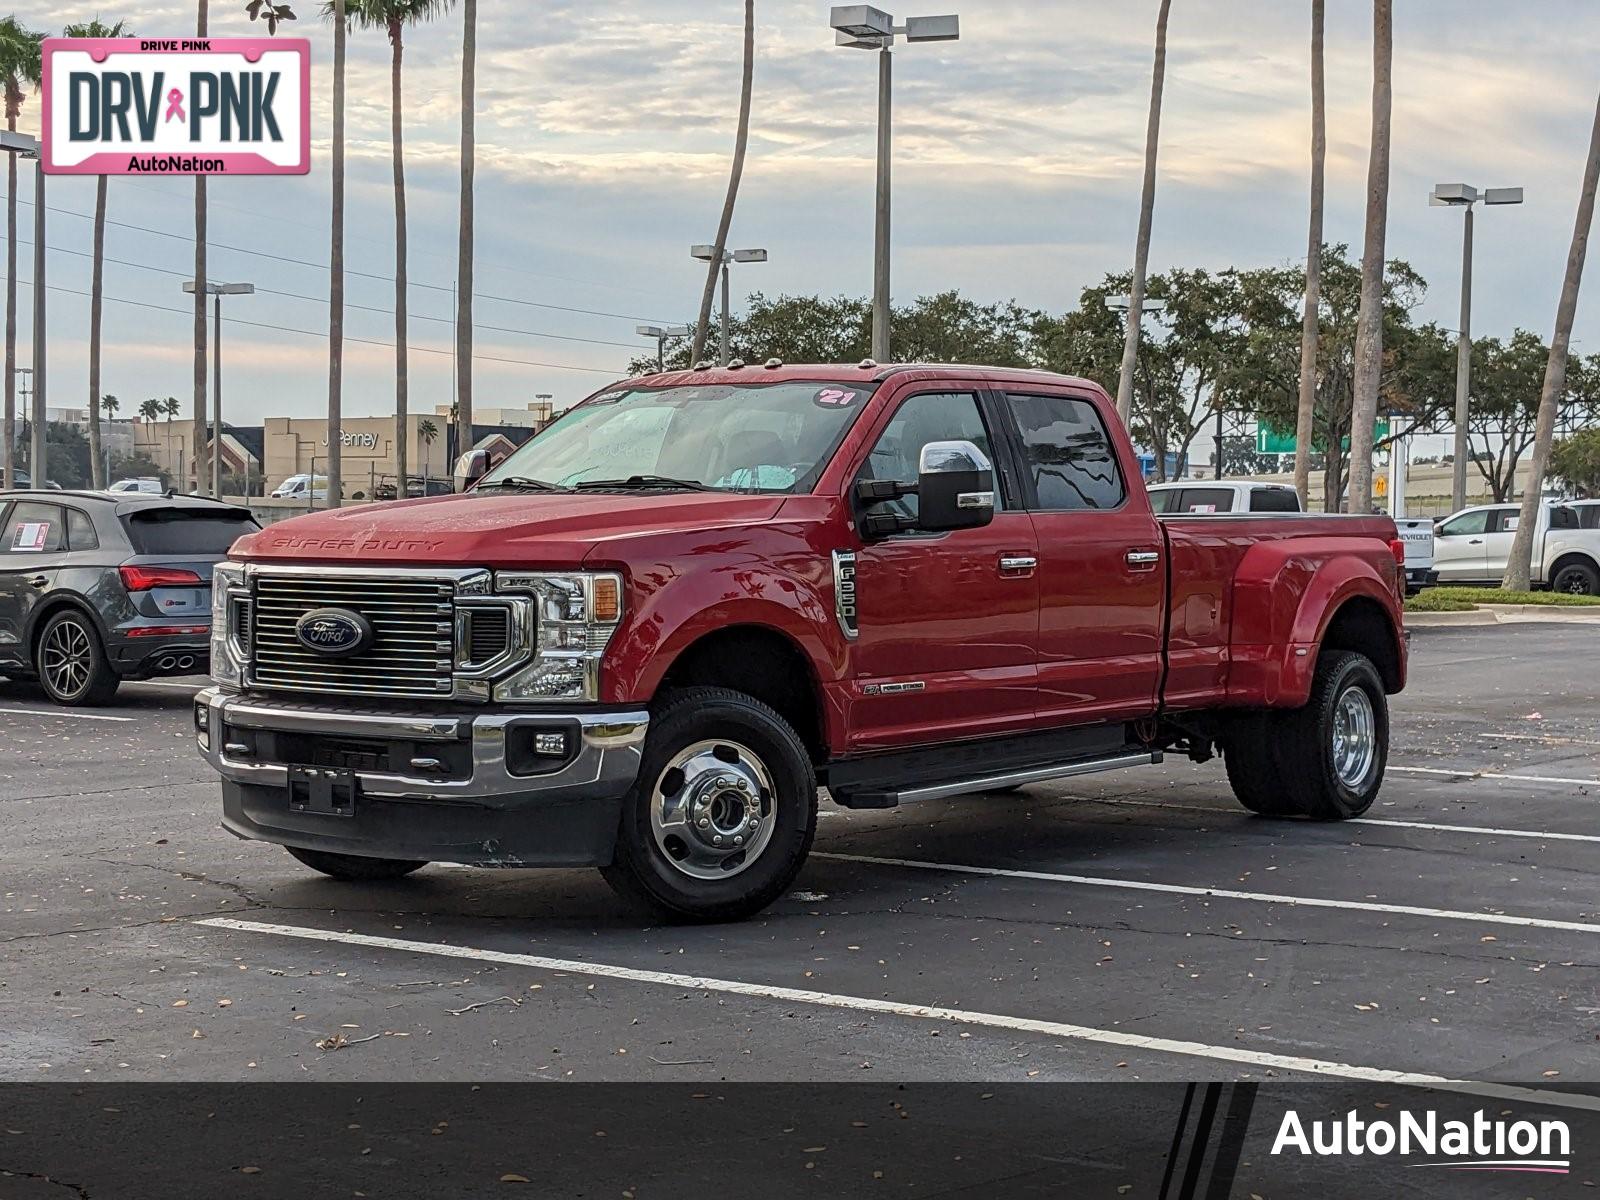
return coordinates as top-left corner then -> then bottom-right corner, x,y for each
1158,513 -> 1399,711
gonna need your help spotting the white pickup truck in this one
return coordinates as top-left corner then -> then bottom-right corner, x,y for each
1434,502 -> 1600,594
1146,480 -> 1437,594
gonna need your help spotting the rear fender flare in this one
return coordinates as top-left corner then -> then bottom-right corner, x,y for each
1228,538 -> 1402,707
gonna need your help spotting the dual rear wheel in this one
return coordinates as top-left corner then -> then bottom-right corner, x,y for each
1223,650 -> 1388,820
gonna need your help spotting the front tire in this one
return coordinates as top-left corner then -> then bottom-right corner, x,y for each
1224,650 -> 1388,820
286,846 -> 429,881
35,610 -> 120,707
602,686 -> 817,922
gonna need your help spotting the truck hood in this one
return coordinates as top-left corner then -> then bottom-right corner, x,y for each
234,490 -> 790,568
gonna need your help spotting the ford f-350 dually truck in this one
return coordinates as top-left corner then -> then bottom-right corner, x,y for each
196,365 -> 1408,921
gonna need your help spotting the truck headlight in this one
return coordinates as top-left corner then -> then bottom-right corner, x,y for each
210,562 -> 246,689
492,572 -> 623,702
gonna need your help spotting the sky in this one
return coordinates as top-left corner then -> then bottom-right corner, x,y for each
9,0 -> 1600,438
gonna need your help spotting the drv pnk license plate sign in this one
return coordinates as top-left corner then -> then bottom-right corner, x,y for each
41,38 -> 310,176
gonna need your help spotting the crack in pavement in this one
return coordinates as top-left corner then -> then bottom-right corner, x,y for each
0,1167 -> 92,1199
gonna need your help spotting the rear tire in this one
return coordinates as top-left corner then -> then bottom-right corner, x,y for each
1222,713 -> 1291,816
602,686 -> 817,923
1552,560 -> 1600,596
35,610 -> 120,707
1225,651 -> 1387,821
286,846 -> 429,881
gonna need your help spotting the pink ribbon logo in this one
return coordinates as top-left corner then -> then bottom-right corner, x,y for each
164,88 -> 185,123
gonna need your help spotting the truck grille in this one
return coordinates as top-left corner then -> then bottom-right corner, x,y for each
250,575 -> 456,699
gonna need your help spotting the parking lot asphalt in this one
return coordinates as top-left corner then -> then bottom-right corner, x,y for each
3,624 -> 1599,1095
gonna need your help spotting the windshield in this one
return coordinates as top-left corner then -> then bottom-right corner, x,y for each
478,381 -> 875,494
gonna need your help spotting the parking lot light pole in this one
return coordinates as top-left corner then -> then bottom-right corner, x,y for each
829,7 -> 960,363
635,324 -> 693,372
690,247 -> 767,366
1431,183 -> 1523,513
184,281 -> 256,498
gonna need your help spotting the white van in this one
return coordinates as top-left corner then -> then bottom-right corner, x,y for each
270,474 -> 331,501
107,477 -> 164,495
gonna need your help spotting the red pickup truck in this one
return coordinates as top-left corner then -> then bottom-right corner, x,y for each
196,365 -> 1408,920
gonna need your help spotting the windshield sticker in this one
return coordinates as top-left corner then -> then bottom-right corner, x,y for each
814,388 -> 858,409
11,521 -> 50,551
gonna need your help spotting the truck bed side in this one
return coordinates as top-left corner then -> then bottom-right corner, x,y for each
1159,513 -> 1405,713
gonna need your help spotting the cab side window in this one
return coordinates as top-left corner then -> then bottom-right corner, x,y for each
1,502 -> 67,554
1006,393 -> 1126,511
857,391 -> 998,525
1249,488 -> 1300,513
1439,510 -> 1488,537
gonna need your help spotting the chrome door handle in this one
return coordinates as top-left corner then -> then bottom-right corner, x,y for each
1468,539 -> 1484,545
27,575 -> 49,589
998,555 -> 1038,572
1126,550 -> 1161,568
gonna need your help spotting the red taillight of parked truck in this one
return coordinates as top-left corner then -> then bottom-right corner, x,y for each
1388,537 -> 1407,598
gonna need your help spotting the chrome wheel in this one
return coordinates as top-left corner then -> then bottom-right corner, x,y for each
42,618 -> 94,700
1331,685 -> 1377,789
649,738 -> 776,881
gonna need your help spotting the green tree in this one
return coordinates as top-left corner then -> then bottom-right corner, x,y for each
100,394 -> 119,419
44,421 -> 90,489
1551,428 -> 1600,497
1462,331 -> 1563,502
0,16 -> 43,490
246,1 -> 299,32
418,417 -> 438,477
337,0 -> 454,494
63,18 -> 133,491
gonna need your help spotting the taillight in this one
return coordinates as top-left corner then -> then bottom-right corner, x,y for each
120,565 -> 204,592
1388,538 -> 1407,597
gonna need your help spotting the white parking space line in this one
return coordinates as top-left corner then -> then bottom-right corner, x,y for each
0,706 -> 135,723
196,917 -> 1599,1110
1074,796 -> 1600,846
1391,765 -> 1600,788
127,680 -> 206,692
811,853 -> 1600,936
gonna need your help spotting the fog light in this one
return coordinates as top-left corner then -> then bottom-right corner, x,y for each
534,731 -> 567,757
194,703 -> 211,752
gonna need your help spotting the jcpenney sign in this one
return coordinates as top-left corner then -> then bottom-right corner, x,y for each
42,38 -> 309,176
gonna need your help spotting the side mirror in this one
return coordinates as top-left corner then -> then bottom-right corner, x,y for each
454,448 -> 491,493
916,439 -> 995,532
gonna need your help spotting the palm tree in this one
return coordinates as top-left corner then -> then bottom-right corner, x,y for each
337,0 -> 454,498
327,0 -> 348,508
691,0 -> 755,368
1505,93 -> 1600,591
1293,0 -> 1325,507
1347,0 -> 1393,513
138,397 -> 160,481
1114,0 -> 1172,424
191,1 -> 210,494
455,0 -> 476,465
63,19 -> 133,491
0,18 -> 42,491
418,417 -> 438,480
101,395 -> 119,420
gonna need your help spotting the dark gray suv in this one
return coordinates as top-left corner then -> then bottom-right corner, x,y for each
0,491 -> 260,705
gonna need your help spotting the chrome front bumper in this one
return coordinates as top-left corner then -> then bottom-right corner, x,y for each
194,688 -> 650,866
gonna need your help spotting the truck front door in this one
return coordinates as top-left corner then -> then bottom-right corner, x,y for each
846,388 -> 1039,751
999,388 -> 1166,726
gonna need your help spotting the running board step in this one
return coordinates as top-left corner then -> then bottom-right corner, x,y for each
835,750 -> 1162,809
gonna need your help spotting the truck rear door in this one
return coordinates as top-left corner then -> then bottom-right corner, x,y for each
995,387 -> 1166,725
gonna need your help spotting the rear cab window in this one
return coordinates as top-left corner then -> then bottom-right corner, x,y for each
1248,487 -> 1301,513
121,507 -> 261,556
1175,487 -> 1234,514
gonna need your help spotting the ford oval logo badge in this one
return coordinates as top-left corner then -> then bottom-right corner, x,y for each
294,607 -> 373,657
